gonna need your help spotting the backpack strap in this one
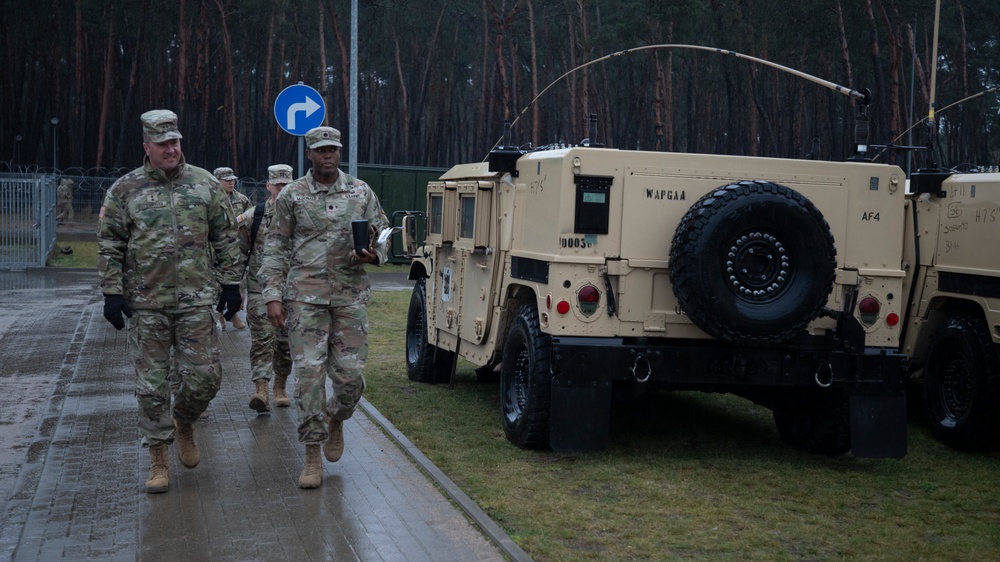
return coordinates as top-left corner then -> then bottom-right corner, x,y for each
244,201 -> 267,273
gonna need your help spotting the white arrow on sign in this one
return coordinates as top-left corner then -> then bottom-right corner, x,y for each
286,96 -> 321,130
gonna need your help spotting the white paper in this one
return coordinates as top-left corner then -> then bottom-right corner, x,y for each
377,226 -> 402,245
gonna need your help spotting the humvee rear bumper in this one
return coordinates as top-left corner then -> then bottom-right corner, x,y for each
548,336 -> 907,458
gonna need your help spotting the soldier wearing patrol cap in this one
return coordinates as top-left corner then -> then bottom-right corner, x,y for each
259,126 -> 390,489
238,164 -> 294,414
213,166 -> 251,330
97,109 -> 243,494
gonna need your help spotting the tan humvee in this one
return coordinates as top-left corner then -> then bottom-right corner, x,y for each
402,145 -> 911,458
900,170 -> 1000,452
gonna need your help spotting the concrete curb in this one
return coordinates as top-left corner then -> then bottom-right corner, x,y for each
358,398 -> 533,562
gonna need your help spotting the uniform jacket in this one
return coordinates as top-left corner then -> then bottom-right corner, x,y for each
97,156 -> 243,310
229,188 -> 253,215
259,170 -> 389,307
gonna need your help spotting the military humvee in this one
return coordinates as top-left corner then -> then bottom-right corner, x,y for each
899,170 -> 1000,452
400,123 -> 915,458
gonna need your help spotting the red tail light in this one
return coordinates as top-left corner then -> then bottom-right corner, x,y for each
858,296 -> 880,325
577,285 -> 600,316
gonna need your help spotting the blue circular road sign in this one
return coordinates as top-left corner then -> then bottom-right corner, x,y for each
274,84 -> 326,136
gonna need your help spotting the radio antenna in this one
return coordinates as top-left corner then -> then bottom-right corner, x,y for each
487,43 -> 871,157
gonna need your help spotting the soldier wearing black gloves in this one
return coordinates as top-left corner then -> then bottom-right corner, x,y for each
96,110 -> 243,494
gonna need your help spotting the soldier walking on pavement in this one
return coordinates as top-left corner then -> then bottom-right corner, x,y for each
214,166 -> 251,330
238,164 -> 294,413
259,126 -> 390,489
97,110 -> 243,494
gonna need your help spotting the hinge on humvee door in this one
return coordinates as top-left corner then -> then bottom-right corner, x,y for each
601,268 -> 617,318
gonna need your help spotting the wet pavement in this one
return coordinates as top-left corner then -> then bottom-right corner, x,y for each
0,268 -> 528,561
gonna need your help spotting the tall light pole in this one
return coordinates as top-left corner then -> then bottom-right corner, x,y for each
50,117 -> 59,172
349,0 -> 358,178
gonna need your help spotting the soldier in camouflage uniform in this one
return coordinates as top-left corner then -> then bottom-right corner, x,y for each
214,166 -> 251,330
237,164 -> 294,414
56,178 -> 74,224
259,126 -> 389,489
97,110 -> 243,494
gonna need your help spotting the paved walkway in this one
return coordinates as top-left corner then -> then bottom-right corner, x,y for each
0,269 -> 527,561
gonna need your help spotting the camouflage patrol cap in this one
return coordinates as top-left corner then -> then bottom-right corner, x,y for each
213,167 -> 238,181
304,126 -> 343,149
267,164 -> 294,184
140,110 -> 183,143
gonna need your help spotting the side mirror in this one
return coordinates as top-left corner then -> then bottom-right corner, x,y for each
390,210 -> 424,261
402,214 -> 417,257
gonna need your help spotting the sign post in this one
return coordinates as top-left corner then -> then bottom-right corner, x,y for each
274,82 -> 326,177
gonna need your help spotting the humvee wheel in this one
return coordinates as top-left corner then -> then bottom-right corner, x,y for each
922,315 -> 1000,452
670,181 -> 836,345
405,278 -> 453,384
500,305 -> 552,449
772,390 -> 851,456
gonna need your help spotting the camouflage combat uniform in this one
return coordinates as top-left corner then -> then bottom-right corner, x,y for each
258,169 -> 389,444
238,197 -> 292,386
97,156 -> 242,445
229,187 -> 252,215
56,179 -> 74,223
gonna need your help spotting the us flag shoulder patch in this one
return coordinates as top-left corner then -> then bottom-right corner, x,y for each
99,206 -> 106,219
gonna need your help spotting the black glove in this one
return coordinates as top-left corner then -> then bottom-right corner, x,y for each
103,294 -> 133,330
217,284 -> 242,321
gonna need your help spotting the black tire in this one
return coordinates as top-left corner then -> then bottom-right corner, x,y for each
669,181 -> 836,345
922,315 -> 1000,452
405,278 -> 453,384
772,390 -> 852,456
500,305 -> 552,449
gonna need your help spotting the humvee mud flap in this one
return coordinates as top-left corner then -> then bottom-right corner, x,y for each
548,337 -> 908,458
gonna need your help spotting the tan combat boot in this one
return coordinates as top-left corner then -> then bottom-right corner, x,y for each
324,418 -> 344,462
249,379 -> 270,413
174,419 -> 200,468
218,312 -> 226,331
145,443 -> 169,493
298,444 -> 323,489
273,374 -> 291,407
231,314 -> 246,330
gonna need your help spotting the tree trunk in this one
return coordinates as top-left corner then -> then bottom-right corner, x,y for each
862,0 -> 888,144
318,2 -> 329,121
322,0 -> 350,127
113,0 -> 149,169
263,0 -> 278,116
527,0 -> 539,147
478,0 -> 489,150
575,0 -> 589,141
196,1 -> 211,161
393,33 -> 410,158
875,0 -> 903,153
953,0 -> 970,164
73,0 -> 87,166
211,0 -> 239,171
94,11 -> 115,168
834,0 -> 854,88
177,0 -> 188,117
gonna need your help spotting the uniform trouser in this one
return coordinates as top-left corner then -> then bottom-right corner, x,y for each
247,291 -> 291,382
128,307 -> 222,446
286,300 -> 368,444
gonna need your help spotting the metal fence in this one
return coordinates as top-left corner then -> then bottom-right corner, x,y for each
0,163 -> 445,268
0,174 -> 57,269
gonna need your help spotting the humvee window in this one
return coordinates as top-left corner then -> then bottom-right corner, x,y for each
459,195 -> 475,239
429,194 -> 443,235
